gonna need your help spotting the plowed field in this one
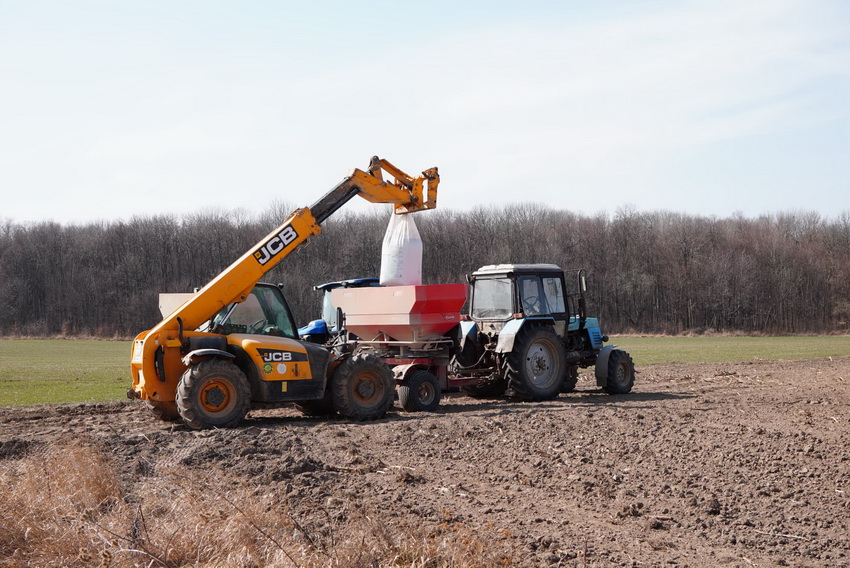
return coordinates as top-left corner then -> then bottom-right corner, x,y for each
2,358 -> 849,567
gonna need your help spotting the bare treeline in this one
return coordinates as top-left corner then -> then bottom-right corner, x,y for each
2,204 -> 849,338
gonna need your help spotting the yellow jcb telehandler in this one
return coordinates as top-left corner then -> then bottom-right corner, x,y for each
128,157 -> 438,429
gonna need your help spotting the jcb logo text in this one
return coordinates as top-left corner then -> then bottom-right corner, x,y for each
262,352 -> 293,363
254,226 -> 298,266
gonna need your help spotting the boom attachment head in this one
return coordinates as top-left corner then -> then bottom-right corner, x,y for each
310,156 -> 440,224
365,156 -> 439,214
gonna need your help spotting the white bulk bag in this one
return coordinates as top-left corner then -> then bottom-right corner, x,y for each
379,212 -> 423,286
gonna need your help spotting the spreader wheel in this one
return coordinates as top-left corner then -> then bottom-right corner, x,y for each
399,369 -> 441,412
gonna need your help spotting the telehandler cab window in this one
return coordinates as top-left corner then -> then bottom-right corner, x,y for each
471,278 -> 513,319
210,286 -> 297,338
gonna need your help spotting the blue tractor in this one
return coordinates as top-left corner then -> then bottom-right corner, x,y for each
452,264 -> 634,400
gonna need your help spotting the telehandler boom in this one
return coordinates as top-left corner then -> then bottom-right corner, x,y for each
129,157 -> 438,429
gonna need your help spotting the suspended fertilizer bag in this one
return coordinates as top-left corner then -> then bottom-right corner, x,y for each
379,212 -> 423,286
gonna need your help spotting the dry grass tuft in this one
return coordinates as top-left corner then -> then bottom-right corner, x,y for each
0,442 -> 513,567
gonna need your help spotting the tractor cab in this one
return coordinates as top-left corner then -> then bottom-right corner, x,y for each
468,264 -> 592,337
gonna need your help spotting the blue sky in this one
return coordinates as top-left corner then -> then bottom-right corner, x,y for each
1,0 -> 849,223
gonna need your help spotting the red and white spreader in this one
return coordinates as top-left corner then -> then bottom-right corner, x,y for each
331,283 -> 472,411
332,283 -> 467,349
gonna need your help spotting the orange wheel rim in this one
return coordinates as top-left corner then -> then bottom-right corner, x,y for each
200,379 -> 232,412
354,371 -> 383,405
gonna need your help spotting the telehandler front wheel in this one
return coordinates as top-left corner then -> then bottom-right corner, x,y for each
604,350 -> 635,394
505,326 -> 566,401
332,353 -> 394,421
176,359 -> 251,430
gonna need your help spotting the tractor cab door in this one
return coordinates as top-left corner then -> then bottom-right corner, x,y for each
516,274 -> 568,318
516,273 -> 570,338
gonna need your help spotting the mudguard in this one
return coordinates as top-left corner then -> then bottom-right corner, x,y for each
495,319 -> 525,353
458,321 -> 478,351
495,317 -> 558,353
181,348 -> 235,366
595,345 -> 616,387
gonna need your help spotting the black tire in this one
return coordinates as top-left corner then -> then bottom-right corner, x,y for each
505,326 -> 566,401
561,364 -> 579,393
331,353 -> 394,421
461,375 -> 509,399
175,359 -> 251,430
399,369 -> 441,412
144,399 -> 180,422
604,349 -> 635,394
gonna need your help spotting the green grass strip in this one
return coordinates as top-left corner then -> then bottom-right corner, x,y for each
0,339 -> 129,406
2,336 -> 849,406
611,335 -> 850,365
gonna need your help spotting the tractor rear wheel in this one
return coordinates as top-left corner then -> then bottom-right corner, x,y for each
561,364 -> 579,393
399,369 -> 441,412
331,353 -> 394,420
505,326 -> 566,401
604,349 -> 635,394
144,399 -> 180,422
176,359 -> 251,430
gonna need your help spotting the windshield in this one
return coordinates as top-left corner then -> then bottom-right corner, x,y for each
471,278 -> 513,319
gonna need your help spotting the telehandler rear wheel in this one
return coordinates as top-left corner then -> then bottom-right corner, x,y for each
331,353 -> 394,421
176,359 -> 251,430
399,369 -> 441,412
505,326 -> 566,401
144,400 -> 180,422
603,349 -> 635,394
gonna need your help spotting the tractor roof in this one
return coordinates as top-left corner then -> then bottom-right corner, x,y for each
472,264 -> 563,277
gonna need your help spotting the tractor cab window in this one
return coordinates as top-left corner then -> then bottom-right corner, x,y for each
518,275 -> 567,316
210,286 -> 297,338
471,278 -> 513,319
518,276 -> 547,315
542,277 -> 566,313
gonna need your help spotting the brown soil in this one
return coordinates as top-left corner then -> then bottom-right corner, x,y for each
2,358 -> 849,567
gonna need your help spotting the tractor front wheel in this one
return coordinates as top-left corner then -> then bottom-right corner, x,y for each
331,353 -> 394,421
604,349 -> 635,394
176,359 -> 251,430
505,326 -> 566,401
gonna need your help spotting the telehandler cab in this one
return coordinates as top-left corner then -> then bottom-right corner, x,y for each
128,157 -> 438,429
